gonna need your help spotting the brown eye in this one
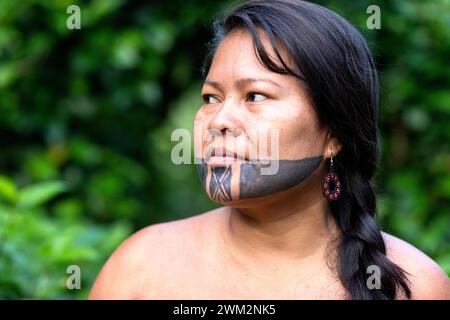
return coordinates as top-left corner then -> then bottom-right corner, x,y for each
202,94 -> 220,105
247,92 -> 267,102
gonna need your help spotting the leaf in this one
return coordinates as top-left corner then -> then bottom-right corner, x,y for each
17,181 -> 67,210
0,175 -> 17,204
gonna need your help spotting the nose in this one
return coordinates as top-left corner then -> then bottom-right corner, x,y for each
208,98 -> 244,137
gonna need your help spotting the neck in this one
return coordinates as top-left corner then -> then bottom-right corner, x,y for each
223,175 -> 339,265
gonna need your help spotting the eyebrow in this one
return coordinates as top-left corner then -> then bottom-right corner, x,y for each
203,78 -> 281,91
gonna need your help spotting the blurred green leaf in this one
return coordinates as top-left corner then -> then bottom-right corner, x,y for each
0,175 -> 17,204
17,181 -> 67,210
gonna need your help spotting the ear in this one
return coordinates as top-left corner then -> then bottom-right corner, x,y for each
324,133 -> 342,158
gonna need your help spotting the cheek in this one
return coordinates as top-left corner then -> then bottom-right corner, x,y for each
194,108 -> 211,127
194,110 -> 212,151
248,103 -> 324,159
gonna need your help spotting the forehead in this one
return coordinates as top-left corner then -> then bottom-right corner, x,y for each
207,28 -> 293,82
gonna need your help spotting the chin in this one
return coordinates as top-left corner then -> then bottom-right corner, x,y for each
209,190 -> 288,208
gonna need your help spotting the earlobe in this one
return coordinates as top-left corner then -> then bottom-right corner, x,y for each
324,134 -> 342,158
331,140 -> 342,157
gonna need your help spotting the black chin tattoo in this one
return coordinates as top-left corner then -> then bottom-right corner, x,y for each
196,156 -> 323,202
209,166 -> 232,202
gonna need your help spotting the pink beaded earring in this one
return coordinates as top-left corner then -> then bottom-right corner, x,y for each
322,156 -> 341,201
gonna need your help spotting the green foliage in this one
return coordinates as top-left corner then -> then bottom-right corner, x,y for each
0,176 -> 130,299
375,0 -> 450,274
0,0 -> 448,299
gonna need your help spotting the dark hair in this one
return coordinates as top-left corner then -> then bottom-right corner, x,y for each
202,0 -> 411,300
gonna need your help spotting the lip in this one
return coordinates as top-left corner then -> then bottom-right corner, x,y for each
207,156 -> 243,166
205,147 -> 248,165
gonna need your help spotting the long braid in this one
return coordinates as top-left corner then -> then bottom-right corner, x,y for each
331,167 -> 411,299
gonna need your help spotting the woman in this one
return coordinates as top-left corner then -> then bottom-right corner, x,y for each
89,0 -> 450,299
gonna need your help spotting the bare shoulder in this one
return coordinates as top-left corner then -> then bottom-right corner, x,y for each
89,208 -> 224,299
382,232 -> 450,300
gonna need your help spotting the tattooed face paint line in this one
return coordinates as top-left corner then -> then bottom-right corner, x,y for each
196,160 -> 208,186
196,156 -> 323,202
239,156 -> 323,199
209,165 -> 232,202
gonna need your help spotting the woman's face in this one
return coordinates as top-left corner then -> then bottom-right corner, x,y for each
194,29 -> 332,206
